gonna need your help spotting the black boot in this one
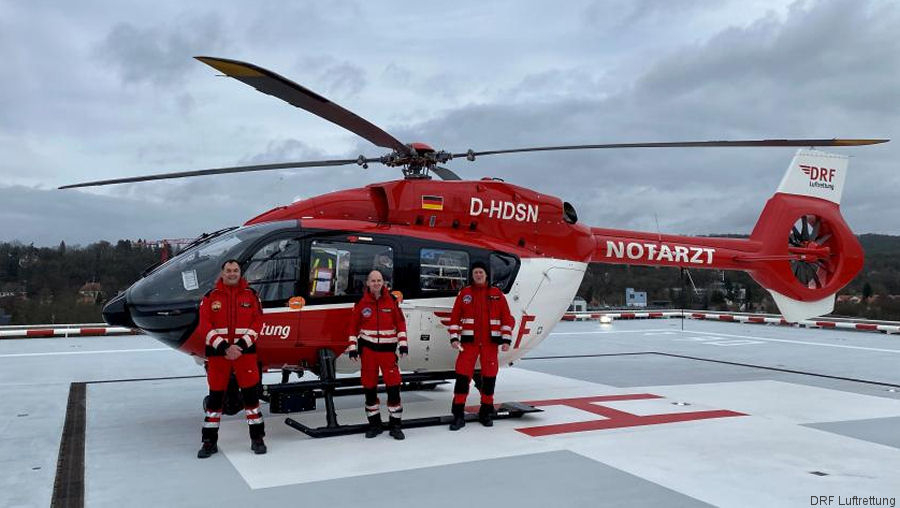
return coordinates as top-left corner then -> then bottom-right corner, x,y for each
197,439 -> 217,459
449,403 -> 466,431
365,413 -> 384,438
248,420 -> 266,454
250,438 -> 267,454
478,403 -> 495,427
198,426 -> 219,459
388,416 -> 405,440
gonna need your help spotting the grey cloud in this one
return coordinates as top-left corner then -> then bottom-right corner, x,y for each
382,63 -> 412,87
95,15 -> 230,89
241,139 -> 327,164
584,0 -> 722,31
0,185 -> 218,245
501,69 -> 612,103
635,0 -> 900,118
381,0 -> 898,236
293,57 -> 367,100
241,1 -> 363,47
2,0 -> 898,246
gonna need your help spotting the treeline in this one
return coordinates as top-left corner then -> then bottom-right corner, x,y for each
1,234 -> 899,325
0,240 -> 162,324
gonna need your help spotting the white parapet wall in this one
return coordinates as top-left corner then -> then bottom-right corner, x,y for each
0,326 -> 137,338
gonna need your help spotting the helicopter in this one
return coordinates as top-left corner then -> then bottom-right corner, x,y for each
62,57 -> 886,435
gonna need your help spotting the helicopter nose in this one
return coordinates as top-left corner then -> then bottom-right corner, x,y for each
102,292 -> 136,328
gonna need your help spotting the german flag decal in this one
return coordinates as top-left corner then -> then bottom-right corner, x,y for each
421,195 -> 444,211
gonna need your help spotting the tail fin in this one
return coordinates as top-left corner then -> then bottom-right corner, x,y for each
747,149 -> 863,321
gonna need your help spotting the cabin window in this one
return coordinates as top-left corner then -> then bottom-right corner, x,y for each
309,241 -> 393,298
244,237 -> 300,304
490,252 -> 519,293
420,248 -> 469,291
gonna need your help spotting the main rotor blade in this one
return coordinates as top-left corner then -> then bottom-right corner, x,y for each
59,157 -> 372,189
195,56 -> 409,154
432,166 -> 462,181
454,138 -> 889,159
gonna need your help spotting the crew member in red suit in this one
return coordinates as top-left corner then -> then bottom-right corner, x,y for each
346,269 -> 408,440
447,261 -> 514,430
195,259 -> 266,458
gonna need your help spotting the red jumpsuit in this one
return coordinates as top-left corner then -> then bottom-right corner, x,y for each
196,277 -> 264,444
347,287 -> 408,427
448,284 -> 514,416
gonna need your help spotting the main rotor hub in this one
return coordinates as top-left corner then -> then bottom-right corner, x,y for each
374,142 -> 454,179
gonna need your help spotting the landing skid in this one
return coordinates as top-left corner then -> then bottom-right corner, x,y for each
286,401 -> 542,438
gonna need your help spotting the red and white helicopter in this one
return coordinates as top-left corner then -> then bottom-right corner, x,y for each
63,57 -> 886,434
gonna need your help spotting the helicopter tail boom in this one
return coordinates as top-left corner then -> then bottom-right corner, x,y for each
590,149 -> 863,321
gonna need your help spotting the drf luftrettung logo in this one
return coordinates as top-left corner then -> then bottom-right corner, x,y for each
800,164 -> 836,191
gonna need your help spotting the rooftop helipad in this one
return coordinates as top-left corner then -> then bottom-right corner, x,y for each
3,319 -> 899,508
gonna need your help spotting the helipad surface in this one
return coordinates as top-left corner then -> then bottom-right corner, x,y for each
3,318 -> 899,507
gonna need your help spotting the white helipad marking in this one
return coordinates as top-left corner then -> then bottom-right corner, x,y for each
685,330 -> 900,353
550,329 -> 672,336
0,348 -> 169,358
565,328 -> 900,354
218,369 -> 900,507
703,339 -> 763,346
674,336 -> 716,342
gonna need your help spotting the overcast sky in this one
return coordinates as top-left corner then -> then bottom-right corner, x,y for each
1,0 -> 897,246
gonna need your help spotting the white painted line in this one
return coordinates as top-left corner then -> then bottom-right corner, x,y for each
554,328 -> 900,353
550,329 -> 673,336
0,348 -> 170,358
703,340 -> 764,347
684,330 -> 900,354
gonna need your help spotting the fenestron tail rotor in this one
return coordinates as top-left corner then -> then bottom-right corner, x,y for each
788,214 -> 835,289
58,56 -> 890,190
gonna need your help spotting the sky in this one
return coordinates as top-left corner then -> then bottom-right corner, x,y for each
1,0 -> 897,246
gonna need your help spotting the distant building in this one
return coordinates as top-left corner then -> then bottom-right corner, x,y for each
836,294 -> 862,304
0,283 -> 26,299
625,288 -> 647,308
78,282 -> 103,303
568,297 -> 587,312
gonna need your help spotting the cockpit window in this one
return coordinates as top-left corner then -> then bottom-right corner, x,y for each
245,237 -> 300,304
129,221 -> 296,305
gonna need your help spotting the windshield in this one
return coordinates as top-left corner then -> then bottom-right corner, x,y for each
129,220 -> 296,305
